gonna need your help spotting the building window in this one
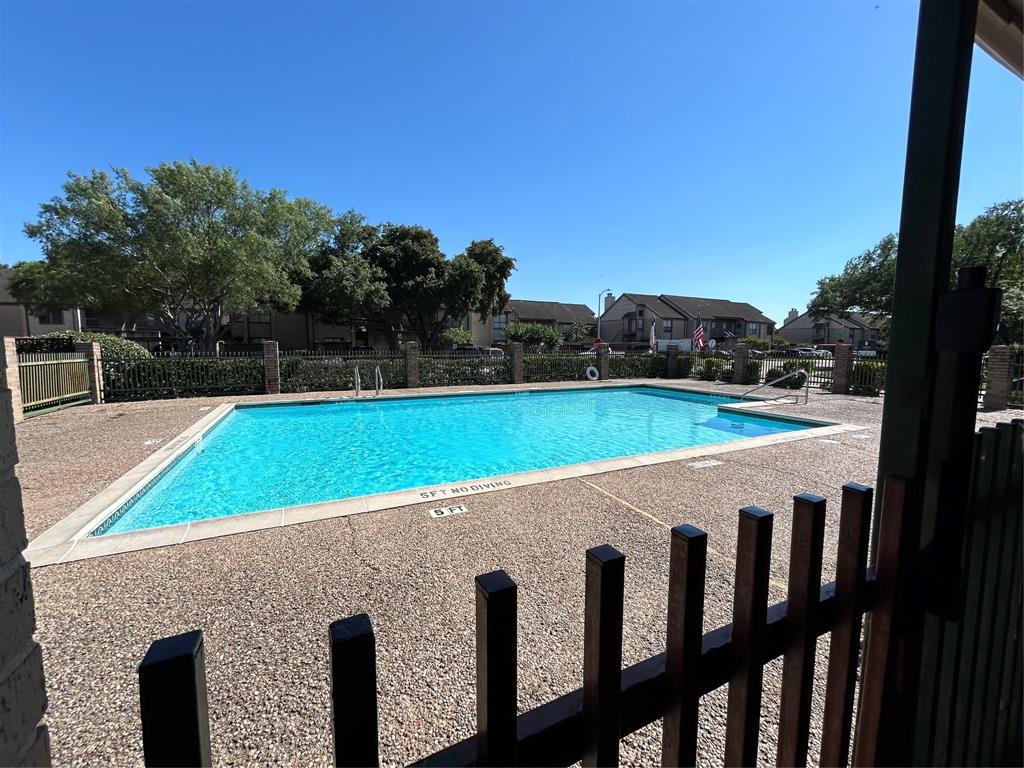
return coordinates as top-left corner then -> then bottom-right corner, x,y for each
36,310 -> 63,325
747,322 -> 759,336
662,319 -> 672,335
493,313 -> 508,342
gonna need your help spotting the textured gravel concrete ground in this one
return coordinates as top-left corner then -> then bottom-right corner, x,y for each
19,381 -> 1021,766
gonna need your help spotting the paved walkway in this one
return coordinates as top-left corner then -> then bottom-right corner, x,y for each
18,381 -> 1019,766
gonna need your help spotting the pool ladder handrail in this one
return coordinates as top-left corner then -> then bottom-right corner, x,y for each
742,368 -> 809,405
354,365 -> 361,397
374,365 -> 383,396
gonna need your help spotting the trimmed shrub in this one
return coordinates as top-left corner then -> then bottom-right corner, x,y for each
851,361 -> 885,395
698,358 -> 725,381
678,355 -> 694,379
768,359 -> 814,389
17,330 -> 151,359
717,365 -> 734,383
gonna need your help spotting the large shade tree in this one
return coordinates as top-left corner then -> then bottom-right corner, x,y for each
808,199 -> 1023,343
359,225 -> 515,347
13,160 -> 333,353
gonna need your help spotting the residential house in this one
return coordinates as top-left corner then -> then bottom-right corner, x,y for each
470,299 -> 597,346
0,268 -> 83,337
779,308 -> 886,349
598,293 -> 775,350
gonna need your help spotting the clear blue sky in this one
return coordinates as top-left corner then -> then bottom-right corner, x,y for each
1,0 -> 1020,324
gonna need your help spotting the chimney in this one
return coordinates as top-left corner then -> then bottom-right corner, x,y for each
604,293 -> 615,314
786,308 -> 799,324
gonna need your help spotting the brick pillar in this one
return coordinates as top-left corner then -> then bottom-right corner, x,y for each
509,343 -> 524,384
0,345 -> 50,766
732,343 -> 749,385
73,341 -> 103,404
831,342 -> 854,394
597,344 -> 610,381
404,341 -> 420,388
983,344 -> 1011,410
262,340 -> 280,395
666,344 -> 679,378
1,338 -> 22,425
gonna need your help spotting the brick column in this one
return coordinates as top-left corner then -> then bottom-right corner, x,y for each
404,341 -> 420,388
666,344 -> 679,378
73,341 -> 103,404
732,343 -> 749,384
1,338 -> 22,425
597,344 -> 610,381
508,343 -> 524,384
0,343 -> 50,766
262,340 -> 280,395
983,344 -> 1011,410
831,342 -> 854,394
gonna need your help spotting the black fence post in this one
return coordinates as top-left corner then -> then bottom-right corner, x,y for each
138,630 -> 212,768
330,613 -> 380,767
475,569 -> 518,766
583,544 -> 626,767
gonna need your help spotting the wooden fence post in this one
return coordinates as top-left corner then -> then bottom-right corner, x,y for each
138,629 -> 212,768
1,337 -> 22,424
662,524 -> 707,768
330,614 -> 380,767
404,341 -> 420,388
583,544 -> 625,767
262,340 -> 280,394
777,493 -> 826,767
724,507 -> 773,767
475,570 -> 517,766
983,345 -> 1011,410
73,341 -> 103,403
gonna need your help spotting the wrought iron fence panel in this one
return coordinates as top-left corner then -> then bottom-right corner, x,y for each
851,359 -> 886,396
280,353 -> 404,393
102,356 -> 265,401
523,353 -> 592,383
607,352 -> 668,379
419,352 -> 512,387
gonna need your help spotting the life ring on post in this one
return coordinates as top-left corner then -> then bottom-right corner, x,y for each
585,365 -> 600,381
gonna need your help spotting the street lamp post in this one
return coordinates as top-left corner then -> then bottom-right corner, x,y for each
596,288 -> 611,341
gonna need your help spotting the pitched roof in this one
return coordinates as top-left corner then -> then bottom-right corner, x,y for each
507,299 -> 596,324
618,293 -> 687,319
660,295 -> 774,324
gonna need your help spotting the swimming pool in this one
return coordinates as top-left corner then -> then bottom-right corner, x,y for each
93,386 -> 812,535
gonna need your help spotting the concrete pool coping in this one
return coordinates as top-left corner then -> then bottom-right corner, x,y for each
24,382 -> 863,566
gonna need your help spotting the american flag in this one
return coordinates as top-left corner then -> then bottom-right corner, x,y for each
693,318 -> 706,350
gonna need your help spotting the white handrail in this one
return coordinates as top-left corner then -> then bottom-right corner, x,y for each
374,365 -> 383,396
354,366 -> 361,397
742,368 -> 809,404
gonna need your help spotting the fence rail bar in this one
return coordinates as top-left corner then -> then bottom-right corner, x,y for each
777,494 -> 827,767
661,524 -> 707,768
138,630 -> 212,768
329,614 -> 380,768
475,570 -> 518,767
582,545 -> 625,768
820,483 -> 873,768
414,572 -> 879,767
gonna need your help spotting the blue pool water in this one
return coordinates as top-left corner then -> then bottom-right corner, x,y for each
96,387 -> 809,534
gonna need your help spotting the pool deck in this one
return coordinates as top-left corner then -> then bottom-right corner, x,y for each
17,379 -> 1020,766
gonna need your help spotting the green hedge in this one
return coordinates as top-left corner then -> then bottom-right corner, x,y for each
851,361 -> 886,395
17,331 -> 151,360
607,353 -> 668,379
419,355 -> 511,387
698,358 -> 726,381
280,356 -> 405,393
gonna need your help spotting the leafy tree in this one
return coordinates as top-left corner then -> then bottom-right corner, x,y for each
298,211 -> 390,328
440,327 -> 474,347
14,160 -> 333,353
505,321 -> 561,349
808,200 -> 1023,343
363,225 -> 515,347
739,334 -> 789,351
16,330 -> 151,359
562,320 -> 593,343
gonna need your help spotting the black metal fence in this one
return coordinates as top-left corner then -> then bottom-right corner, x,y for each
419,351 -> 512,387
280,351 -> 404,394
523,352 -> 591,383
607,351 -> 668,379
101,353 -> 265,401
